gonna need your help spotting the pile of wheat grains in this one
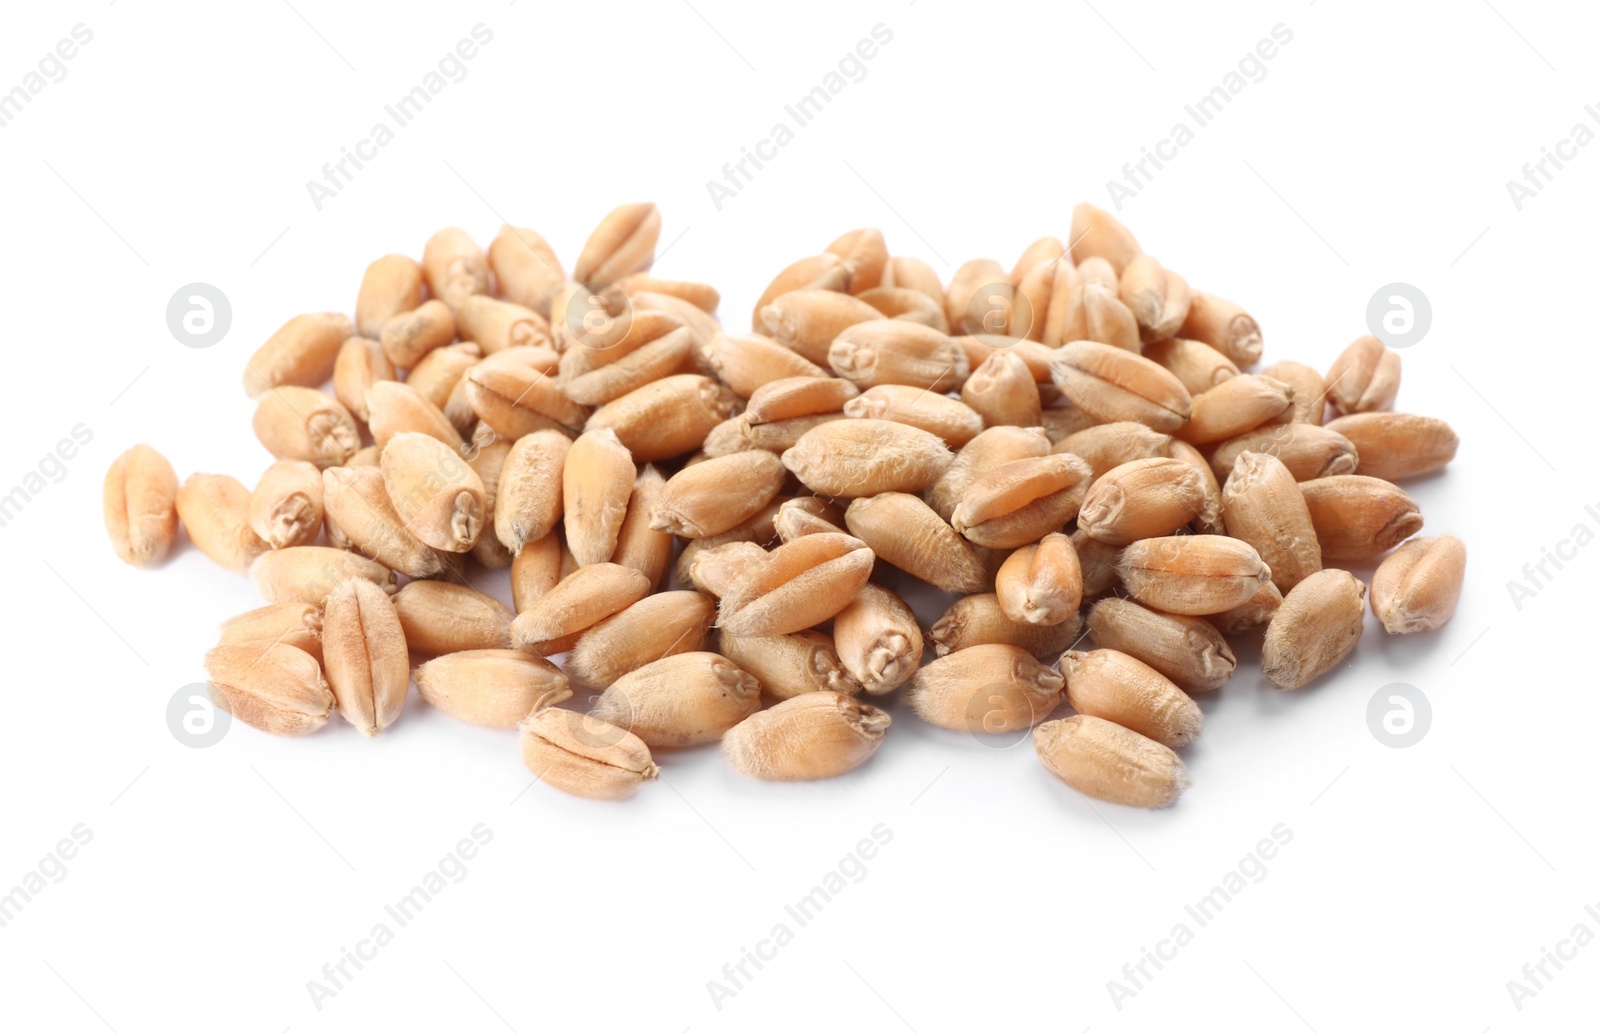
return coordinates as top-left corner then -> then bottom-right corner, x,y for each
102,202 -> 1465,806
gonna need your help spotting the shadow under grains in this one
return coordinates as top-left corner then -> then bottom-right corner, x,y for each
1368,621 -> 1451,667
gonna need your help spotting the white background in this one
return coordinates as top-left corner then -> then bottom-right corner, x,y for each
1,1 -> 1595,1030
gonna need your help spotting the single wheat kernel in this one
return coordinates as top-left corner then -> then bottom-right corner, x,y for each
926,425 -> 1052,522
1221,452 -> 1323,592
345,445 -> 380,469
466,436 -> 514,569
176,473 -> 267,571
573,202 -> 660,286
405,343 -> 482,416
1009,235 -> 1065,285
827,227 -> 888,293
380,432 -> 486,553
252,387 -> 360,469
722,692 -> 890,781
1087,597 -> 1235,693
1323,413 -> 1458,482
930,592 -> 1082,660
1070,527 -> 1122,598
1165,439 -> 1225,534
828,321 -> 969,392
1178,292 -> 1262,367
205,642 -> 333,736
1325,335 -> 1400,416
1069,203 -> 1142,274
519,708 -> 658,800
1060,648 -> 1202,748
703,412 -> 846,458
1261,569 -> 1367,690
567,591 -> 716,687
218,602 -> 323,664
617,273 -> 721,312
880,254 -> 944,301
250,546 -> 396,605
1118,256 -> 1166,336
715,629 -> 861,700
585,374 -> 737,461
366,381 -> 467,452
1049,341 -> 1193,433
243,312 -> 352,397
488,225 -> 565,317
332,336 -> 396,421
1012,261 -> 1073,344
415,649 -> 570,728
1034,715 -> 1188,808
1176,374 -> 1295,445
782,418 -> 954,498
1261,361 -> 1327,425
773,496 -> 848,542
843,385 -> 985,448
855,286 -> 949,330
249,459 -> 323,550
1116,535 -> 1272,615
844,492 -> 988,593
831,583 -> 924,695
468,343 -> 562,378
393,580 -> 514,655
1149,268 -> 1193,344
652,451 -> 786,538
564,428 -> 636,565
708,332 -> 829,398
356,254 -> 424,339
951,453 -> 1093,549
962,351 -> 1043,429
761,289 -> 884,366
104,444 -> 179,567
746,375 -> 859,424
494,430 -> 571,554
322,578 -> 409,736
717,533 -> 874,637
1300,475 -> 1423,561
943,258 -> 1009,334
593,651 -> 761,748
456,295 -> 554,355
321,466 -> 445,578
908,643 -> 1064,734
1053,422 -> 1173,483
687,541 -> 770,598
995,532 -> 1082,626
510,562 -> 652,653
1145,335 -> 1241,396
380,299 -> 455,369
1209,423 -> 1359,482
421,226 -> 490,309
1370,535 -> 1466,634
953,336 -> 1057,384
511,532 -> 564,612
1119,257 -> 1192,343
1077,457 -> 1206,546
